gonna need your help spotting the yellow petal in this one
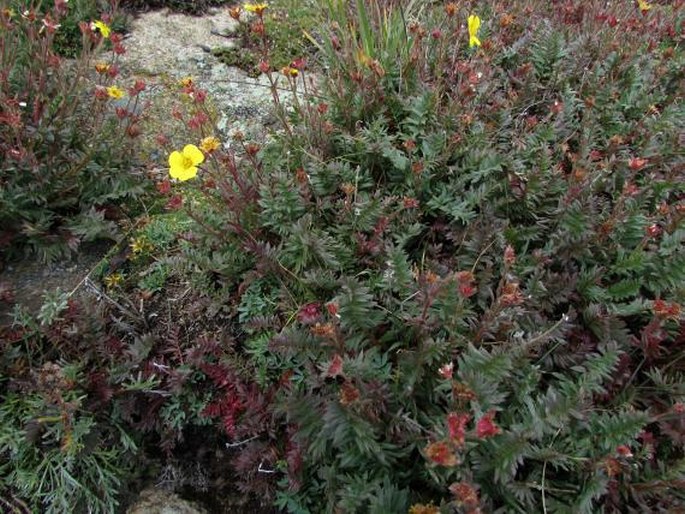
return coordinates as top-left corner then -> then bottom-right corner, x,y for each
92,20 -> 111,38
468,15 -> 481,34
170,165 -> 198,182
183,144 -> 205,166
169,150 -> 185,169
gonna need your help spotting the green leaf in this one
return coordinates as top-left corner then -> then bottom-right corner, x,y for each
606,279 -> 641,301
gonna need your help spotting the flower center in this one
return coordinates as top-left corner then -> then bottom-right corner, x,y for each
182,156 -> 193,168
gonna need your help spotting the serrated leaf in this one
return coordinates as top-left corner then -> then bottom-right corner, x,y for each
606,279 -> 641,300
607,299 -> 648,316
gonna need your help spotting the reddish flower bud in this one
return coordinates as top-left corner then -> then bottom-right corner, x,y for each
115,107 -> 128,119
438,362 -> 453,379
317,102 -> 328,115
452,382 -> 477,403
54,0 -> 68,16
229,6 -> 241,20
339,381 -> 360,406
455,271 -> 476,298
297,302 -> 321,324
155,133 -> 169,146
126,124 -> 141,138
551,100 -> 564,114
291,57 -> 306,70
193,89 -> 207,104
504,245 -> 516,266
646,223 -> 661,238
8,147 -> 25,161
156,180 -> 171,194
403,139 -> 417,152
166,194 -> 183,210
447,412 -> 470,447
325,354 -> 344,378
46,53 -> 61,68
188,112 -> 209,129
326,302 -> 339,317
79,21 -> 91,35
258,60 -> 270,74
476,411 -> 500,438
251,20 -> 264,35
652,299 -> 681,320
94,86 -> 108,100
424,441 -> 458,467
431,29 -> 442,39
311,322 -> 335,338
130,79 -> 146,95
616,445 -> 633,458
589,149 -> 604,161
623,182 -> 640,197
107,64 -> 119,78
245,143 -> 260,157
449,482 -> 480,510
294,167 -> 308,185
495,11 -> 513,27
500,281 -> 524,306
629,157 -> 648,170
604,457 -> 622,477
403,197 -> 419,209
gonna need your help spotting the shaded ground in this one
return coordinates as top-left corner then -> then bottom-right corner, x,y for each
0,241 -> 113,324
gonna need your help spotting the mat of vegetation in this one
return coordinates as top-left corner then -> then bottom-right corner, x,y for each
1,0 -> 684,513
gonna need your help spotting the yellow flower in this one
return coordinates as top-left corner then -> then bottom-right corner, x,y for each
95,62 -> 111,74
200,136 -> 221,153
244,3 -> 268,16
169,144 -> 205,181
106,86 -> 125,99
91,20 -> 111,38
637,0 -> 651,13
281,66 -> 299,77
179,76 -> 194,88
468,14 -> 482,48
103,272 -> 124,289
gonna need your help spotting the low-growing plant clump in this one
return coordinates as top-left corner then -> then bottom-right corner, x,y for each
157,0 -> 685,511
1,0 -> 683,513
0,0 -> 150,263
